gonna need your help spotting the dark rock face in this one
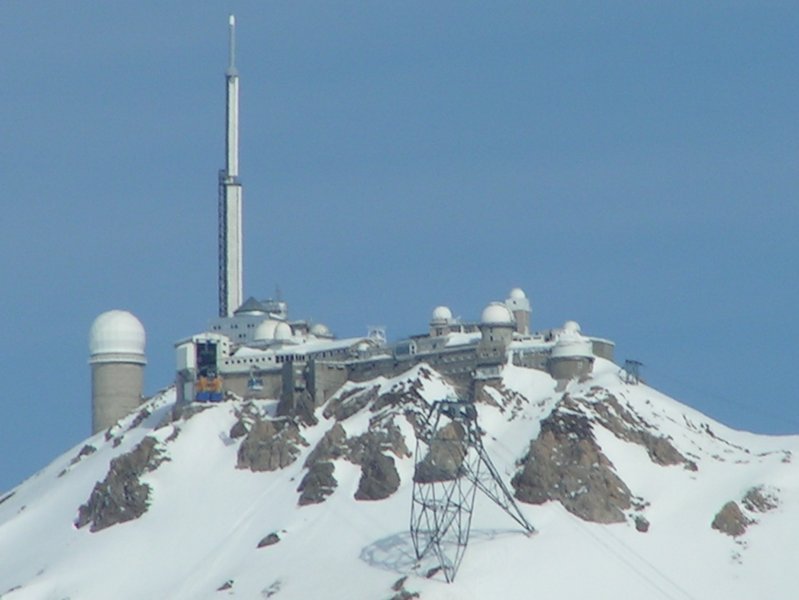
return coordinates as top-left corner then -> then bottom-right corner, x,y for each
742,486 -> 778,513
323,386 -> 379,421
75,437 -> 168,532
512,408 -> 633,523
413,422 -> 466,484
355,453 -> 400,501
712,501 -> 752,537
297,462 -> 337,505
236,418 -> 307,472
634,515 -> 650,532
588,392 -> 696,471
257,532 -> 281,548
277,390 -> 318,426
304,423 -> 348,467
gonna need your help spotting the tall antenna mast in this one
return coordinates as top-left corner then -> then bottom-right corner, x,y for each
218,14 -> 243,317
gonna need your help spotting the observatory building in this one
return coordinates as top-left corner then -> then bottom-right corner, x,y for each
170,17 -> 616,415
89,310 -> 146,434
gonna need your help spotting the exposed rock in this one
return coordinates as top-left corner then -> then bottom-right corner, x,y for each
217,579 -> 234,591
297,462 -> 337,505
71,444 -> 97,465
742,486 -> 778,513
59,444 -> 98,477
414,422 -> 466,483
304,423 -> 348,467
126,406 -> 152,431
257,532 -> 281,548
236,418 -> 307,472
355,453 -> 400,501
277,389 -> 318,426
712,501 -> 751,537
75,436 -> 168,532
512,408 -> 633,523
634,515 -> 650,532
588,393 -> 696,471
0,492 -> 15,506
229,419 -> 248,439
301,419 -> 409,504
347,421 -> 410,463
324,386 -> 379,421
389,588 -> 420,600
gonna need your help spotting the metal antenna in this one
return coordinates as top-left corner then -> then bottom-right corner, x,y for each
410,400 -> 534,583
227,14 -> 237,75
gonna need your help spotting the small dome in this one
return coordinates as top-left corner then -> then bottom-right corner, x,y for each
274,322 -> 293,341
551,336 -> 593,359
89,310 -> 146,356
481,302 -> 514,326
509,287 -> 526,300
310,323 -> 332,338
552,321 -> 592,359
254,319 -> 280,341
234,297 -> 267,316
431,305 -> 453,322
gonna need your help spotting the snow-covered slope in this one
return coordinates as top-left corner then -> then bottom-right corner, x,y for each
1,359 -> 797,600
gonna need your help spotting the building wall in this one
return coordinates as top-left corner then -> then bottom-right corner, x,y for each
548,356 -> 594,380
91,362 -> 144,433
222,370 -> 283,400
591,339 -> 615,362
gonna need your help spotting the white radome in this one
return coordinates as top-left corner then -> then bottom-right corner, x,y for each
89,310 -> 146,356
481,303 -> 514,325
274,322 -> 293,341
509,287 -> 527,300
432,306 -> 453,322
562,320 -> 582,334
254,319 -> 280,342
310,323 -> 332,338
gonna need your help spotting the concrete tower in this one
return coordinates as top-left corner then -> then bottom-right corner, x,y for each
218,14 -> 243,317
505,287 -> 531,335
89,310 -> 146,433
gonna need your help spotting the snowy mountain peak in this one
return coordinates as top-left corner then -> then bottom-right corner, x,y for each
1,360 -> 797,599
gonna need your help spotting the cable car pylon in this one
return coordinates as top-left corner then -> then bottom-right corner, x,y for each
409,399 -> 534,582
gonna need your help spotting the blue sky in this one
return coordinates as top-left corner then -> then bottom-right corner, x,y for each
1,2 -> 797,492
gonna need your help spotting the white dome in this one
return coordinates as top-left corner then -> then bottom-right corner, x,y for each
310,323 -> 332,338
552,321 -> 592,359
551,336 -> 593,359
509,287 -> 526,300
254,319 -> 280,341
89,310 -> 146,356
274,322 -> 293,341
481,302 -> 514,326
431,305 -> 453,322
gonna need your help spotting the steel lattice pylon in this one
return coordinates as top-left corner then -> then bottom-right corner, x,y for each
410,400 -> 534,582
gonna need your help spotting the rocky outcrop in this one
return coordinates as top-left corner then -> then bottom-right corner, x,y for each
413,422 -> 466,483
355,452 -> 400,501
742,486 -> 778,513
712,501 -> 751,537
277,390 -> 318,426
300,420 -> 407,505
584,391 -> 696,470
257,532 -> 281,548
712,486 -> 779,538
297,462 -> 337,505
512,407 -> 633,523
236,418 -> 307,472
324,386 -> 380,421
75,436 -> 168,532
